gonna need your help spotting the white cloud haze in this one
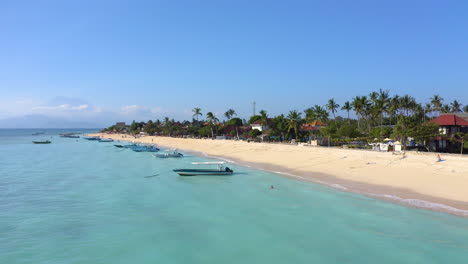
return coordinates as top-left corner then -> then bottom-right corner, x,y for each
0,96 -> 191,128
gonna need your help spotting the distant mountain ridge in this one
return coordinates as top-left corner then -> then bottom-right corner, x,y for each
0,114 -> 103,128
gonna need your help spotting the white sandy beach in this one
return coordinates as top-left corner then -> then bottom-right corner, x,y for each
91,133 -> 468,214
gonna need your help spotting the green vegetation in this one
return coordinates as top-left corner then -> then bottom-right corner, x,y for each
103,90 -> 468,154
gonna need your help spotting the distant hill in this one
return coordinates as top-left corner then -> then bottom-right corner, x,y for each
0,114 -> 102,128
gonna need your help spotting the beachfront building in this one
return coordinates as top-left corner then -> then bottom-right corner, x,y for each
429,114 -> 468,152
301,120 -> 327,137
301,120 -> 328,145
301,120 -> 327,134
250,122 -> 269,132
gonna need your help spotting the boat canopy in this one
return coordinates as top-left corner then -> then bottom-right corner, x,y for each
192,162 -> 225,165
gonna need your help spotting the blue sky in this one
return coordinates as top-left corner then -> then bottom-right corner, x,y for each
1,0 -> 467,127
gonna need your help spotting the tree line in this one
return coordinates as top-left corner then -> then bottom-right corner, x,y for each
103,91 -> 468,152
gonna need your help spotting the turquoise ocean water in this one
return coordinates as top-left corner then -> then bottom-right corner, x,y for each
1,129 -> 468,263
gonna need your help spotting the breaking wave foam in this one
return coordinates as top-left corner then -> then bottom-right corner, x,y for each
370,194 -> 468,216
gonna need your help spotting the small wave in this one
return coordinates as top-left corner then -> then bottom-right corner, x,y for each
329,184 -> 347,190
217,158 -> 236,164
369,194 -> 468,216
274,171 -> 305,179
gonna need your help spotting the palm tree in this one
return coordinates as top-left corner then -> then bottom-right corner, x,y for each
305,105 -> 328,123
451,100 -> 462,113
192,108 -> 202,122
464,105 -> 468,113
352,96 -> 369,130
206,112 -> 219,138
369,91 -> 379,104
286,110 -> 302,141
388,95 -> 400,125
224,108 -> 236,121
314,105 -> 329,122
304,107 -> 316,123
424,103 -> 432,119
259,110 -> 268,126
163,117 -> 172,136
430,95 -> 443,115
400,95 -> 416,116
363,102 -> 375,132
341,101 -> 352,121
326,98 -> 340,120
376,89 -> 390,131
441,104 -> 450,114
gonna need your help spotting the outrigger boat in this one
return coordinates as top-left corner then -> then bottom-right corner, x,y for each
83,136 -> 100,140
59,133 -> 80,138
32,140 -> 51,144
98,138 -> 114,142
130,145 -> 159,152
173,162 -> 233,176
114,144 -> 138,148
154,149 -> 183,158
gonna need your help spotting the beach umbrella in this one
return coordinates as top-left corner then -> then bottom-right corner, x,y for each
383,138 -> 392,141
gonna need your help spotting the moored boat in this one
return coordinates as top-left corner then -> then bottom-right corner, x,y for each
59,133 -> 80,138
98,138 -> 114,142
173,162 -> 233,176
32,140 -> 51,144
130,145 -> 159,152
154,149 -> 183,158
83,136 -> 100,140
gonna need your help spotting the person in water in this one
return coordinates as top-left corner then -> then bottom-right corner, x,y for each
270,185 -> 274,189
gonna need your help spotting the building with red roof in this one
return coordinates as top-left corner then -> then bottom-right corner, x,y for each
429,115 -> 468,126
429,114 -> 468,152
301,120 -> 328,132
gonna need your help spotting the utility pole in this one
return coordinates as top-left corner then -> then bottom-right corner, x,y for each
252,101 -> 256,116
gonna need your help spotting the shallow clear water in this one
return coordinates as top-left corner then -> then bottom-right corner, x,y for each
1,129 -> 468,263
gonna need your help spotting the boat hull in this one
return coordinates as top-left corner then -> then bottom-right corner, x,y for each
129,146 -> 159,152
32,141 -> 51,144
155,153 -> 183,158
173,169 -> 233,176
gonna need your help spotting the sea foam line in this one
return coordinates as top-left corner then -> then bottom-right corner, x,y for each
368,194 -> 468,216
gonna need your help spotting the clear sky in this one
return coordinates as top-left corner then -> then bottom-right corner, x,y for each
1,0 -> 467,127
